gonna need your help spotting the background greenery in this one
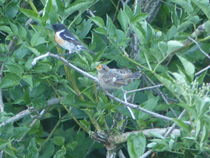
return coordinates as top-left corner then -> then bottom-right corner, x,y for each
0,0 -> 209,158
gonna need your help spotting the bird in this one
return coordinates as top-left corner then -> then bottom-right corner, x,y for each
52,23 -> 91,54
96,64 -> 141,90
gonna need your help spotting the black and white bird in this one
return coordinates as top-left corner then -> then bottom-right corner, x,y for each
52,24 -> 90,54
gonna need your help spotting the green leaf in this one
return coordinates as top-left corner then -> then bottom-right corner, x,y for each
192,0 -> 210,19
94,27 -> 106,34
168,0 -> 194,14
26,138 -> 39,158
158,41 -> 168,56
147,139 -> 168,151
18,24 -> 28,40
27,46 -> 40,56
13,45 -> 30,58
0,138 -> 11,149
170,72 -> 186,84
91,16 -> 105,28
117,9 -> 129,31
22,75 -> 33,89
177,16 -> 200,33
19,8 -> 40,22
5,63 -> 24,77
131,12 -> 147,24
67,141 -> 78,150
205,21 -> 210,33
76,19 -> 93,38
138,97 -> 159,120
0,73 -> 21,88
5,2 -> 18,18
0,44 -> 8,53
4,147 -> 17,158
64,0 -> 95,20
53,146 -> 66,158
52,136 -> 65,146
33,63 -> 52,73
200,126 -> 207,143
127,133 -> 146,158
40,143 -> 54,158
195,120 -> 201,138
30,32 -> 46,46
166,25 -> 178,40
0,26 -> 12,34
167,40 -> 184,54
9,22 -> 18,35
43,0 -> 53,17
106,16 -> 116,37
173,119 -> 191,132
42,0 -> 58,22
178,55 -> 195,79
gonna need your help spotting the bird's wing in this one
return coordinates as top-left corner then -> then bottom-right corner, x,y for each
60,30 -> 83,46
103,73 -> 126,86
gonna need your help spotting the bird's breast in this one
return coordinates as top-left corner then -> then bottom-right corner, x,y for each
55,34 -> 75,51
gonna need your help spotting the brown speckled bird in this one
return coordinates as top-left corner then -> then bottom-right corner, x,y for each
96,64 -> 141,90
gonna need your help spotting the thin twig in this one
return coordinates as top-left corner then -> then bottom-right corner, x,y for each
164,110 -> 186,137
32,52 -> 98,82
133,0 -> 138,14
0,108 -> 32,127
18,109 -> 46,141
108,127 -> 180,144
126,84 -> 163,94
155,22 -> 207,70
38,119 -> 61,151
195,65 -> 210,76
0,151 -> 3,158
140,110 -> 186,158
106,91 -> 173,122
0,64 -> 4,112
123,90 -> 136,120
0,97 -> 60,127
188,37 -> 210,60
32,53 -> 182,122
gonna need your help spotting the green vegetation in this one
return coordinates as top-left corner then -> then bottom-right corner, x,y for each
0,0 -> 209,158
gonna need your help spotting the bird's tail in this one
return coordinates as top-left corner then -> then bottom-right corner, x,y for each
131,71 -> 141,79
80,46 -> 95,54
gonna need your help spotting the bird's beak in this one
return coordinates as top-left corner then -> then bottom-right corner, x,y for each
96,64 -> 102,70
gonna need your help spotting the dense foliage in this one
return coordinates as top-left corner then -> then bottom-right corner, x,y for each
0,0 -> 209,158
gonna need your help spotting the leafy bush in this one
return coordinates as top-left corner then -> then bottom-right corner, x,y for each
0,0 -> 209,158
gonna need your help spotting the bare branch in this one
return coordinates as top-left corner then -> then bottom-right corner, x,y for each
108,127 -> 180,144
32,52 -> 191,123
195,65 -> 210,76
188,37 -> 210,60
105,90 -> 173,121
155,22 -> 208,69
32,52 -> 98,82
0,64 -> 4,112
126,84 -> 163,94
0,97 -> 60,127
140,110 -> 186,158
164,110 -> 186,137
123,90 -> 136,120
0,108 -> 31,127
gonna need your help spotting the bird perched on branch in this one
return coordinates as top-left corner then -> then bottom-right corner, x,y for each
96,64 -> 141,90
52,23 -> 92,54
